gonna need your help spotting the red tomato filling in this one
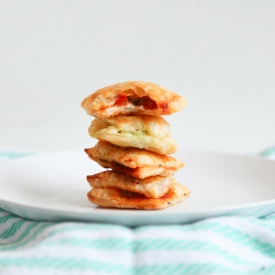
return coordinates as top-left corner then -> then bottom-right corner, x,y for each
114,95 -> 157,110
114,94 -> 128,106
141,96 -> 158,110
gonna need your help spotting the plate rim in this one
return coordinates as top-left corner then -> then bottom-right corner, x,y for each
0,149 -> 275,225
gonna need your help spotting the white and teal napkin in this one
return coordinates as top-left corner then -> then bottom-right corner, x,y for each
0,149 -> 275,275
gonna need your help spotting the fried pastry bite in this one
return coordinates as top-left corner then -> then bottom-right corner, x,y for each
89,158 -> 180,179
87,183 -> 190,210
85,141 -> 184,178
88,115 -> 177,154
81,80 -> 187,118
87,171 -> 176,199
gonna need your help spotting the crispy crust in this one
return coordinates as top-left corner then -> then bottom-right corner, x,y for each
85,141 -> 184,178
88,115 -> 177,154
87,183 -> 190,210
87,171 -> 176,199
81,81 -> 187,118
89,158 -> 179,179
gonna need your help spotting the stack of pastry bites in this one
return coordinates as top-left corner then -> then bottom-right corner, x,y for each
81,81 -> 190,210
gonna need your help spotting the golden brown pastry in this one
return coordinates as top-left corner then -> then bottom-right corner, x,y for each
85,141 -> 184,178
87,183 -> 190,210
87,171 -> 176,199
82,80 -> 190,211
81,81 -> 187,118
88,115 -> 177,154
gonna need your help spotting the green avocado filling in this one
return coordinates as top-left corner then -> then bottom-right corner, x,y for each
117,129 -> 147,136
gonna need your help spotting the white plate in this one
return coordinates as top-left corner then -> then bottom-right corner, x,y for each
0,150 -> 275,226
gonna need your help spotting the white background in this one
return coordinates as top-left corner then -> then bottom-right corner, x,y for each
0,0 -> 274,153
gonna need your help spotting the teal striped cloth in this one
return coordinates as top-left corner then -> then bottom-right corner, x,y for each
1,150 -> 275,275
